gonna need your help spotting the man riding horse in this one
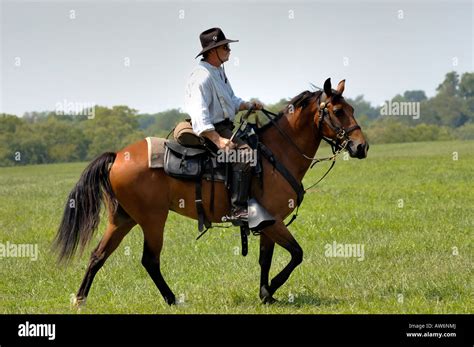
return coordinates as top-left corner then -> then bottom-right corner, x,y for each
184,27 -> 263,224
56,27 -> 369,308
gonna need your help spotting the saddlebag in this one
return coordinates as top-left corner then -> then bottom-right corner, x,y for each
164,140 -> 207,180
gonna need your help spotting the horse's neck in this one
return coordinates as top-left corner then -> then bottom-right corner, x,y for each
261,110 -> 321,182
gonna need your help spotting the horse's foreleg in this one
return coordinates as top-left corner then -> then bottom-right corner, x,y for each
74,217 -> 136,308
258,233 -> 276,304
263,221 -> 303,302
140,215 -> 176,306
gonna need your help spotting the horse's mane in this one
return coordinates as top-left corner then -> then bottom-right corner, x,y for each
281,90 -> 322,116
256,90 -> 321,134
289,90 -> 315,109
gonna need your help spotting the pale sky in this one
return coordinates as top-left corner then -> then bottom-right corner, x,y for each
1,0 -> 473,116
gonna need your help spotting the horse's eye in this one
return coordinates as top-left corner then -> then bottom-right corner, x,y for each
333,108 -> 343,116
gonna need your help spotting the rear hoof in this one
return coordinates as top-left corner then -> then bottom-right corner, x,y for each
165,296 -> 176,306
70,294 -> 86,311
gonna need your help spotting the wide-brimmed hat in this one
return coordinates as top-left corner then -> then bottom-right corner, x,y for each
195,27 -> 238,59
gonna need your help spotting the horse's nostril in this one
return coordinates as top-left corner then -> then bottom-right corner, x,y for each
356,143 -> 368,158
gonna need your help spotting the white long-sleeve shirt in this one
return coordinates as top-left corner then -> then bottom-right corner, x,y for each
184,61 -> 244,135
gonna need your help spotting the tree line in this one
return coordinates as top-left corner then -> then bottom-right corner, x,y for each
0,71 -> 473,166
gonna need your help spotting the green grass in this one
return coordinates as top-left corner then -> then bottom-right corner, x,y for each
0,140 -> 473,313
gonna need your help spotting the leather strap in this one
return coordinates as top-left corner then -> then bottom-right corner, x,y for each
258,143 -> 305,206
210,158 -> 216,213
195,181 -> 211,232
240,225 -> 249,256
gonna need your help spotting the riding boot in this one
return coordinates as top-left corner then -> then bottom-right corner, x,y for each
229,164 -> 251,223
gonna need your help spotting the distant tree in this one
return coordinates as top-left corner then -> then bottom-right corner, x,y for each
136,114 -> 157,130
10,123 -> 49,164
365,118 -> 455,144
0,114 -> 24,133
436,71 -> 459,97
82,106 -> 143,158
346,95 -> 379,121
421,72 -> 472,127
143,109 -> 188,138
266,98 -> 289,114
39,117 -> 89,162
0,114 -> 27,165
403,90 -> 427,102
154,109 -> 188,131
455,123 -> 474,140
459,72 -> 474,99
22,111 -> 52,123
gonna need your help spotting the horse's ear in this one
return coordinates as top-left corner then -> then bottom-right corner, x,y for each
336,79 -> 345,95
323,78 -> 332,97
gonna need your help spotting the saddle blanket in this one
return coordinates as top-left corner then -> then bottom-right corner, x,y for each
145,137 -> 166,168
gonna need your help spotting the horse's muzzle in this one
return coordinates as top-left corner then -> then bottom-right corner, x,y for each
348,141 -> 369,159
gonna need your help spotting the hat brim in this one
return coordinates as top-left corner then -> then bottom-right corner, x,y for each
195,39 -> 239,59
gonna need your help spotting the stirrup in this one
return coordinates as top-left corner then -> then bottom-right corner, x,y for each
221,208 -> 248,225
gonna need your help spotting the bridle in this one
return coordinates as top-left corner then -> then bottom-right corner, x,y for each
317,91 -> 361,155
259,91 -> 361,168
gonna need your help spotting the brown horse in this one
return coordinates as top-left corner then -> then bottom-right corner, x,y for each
54,78 -> 368,307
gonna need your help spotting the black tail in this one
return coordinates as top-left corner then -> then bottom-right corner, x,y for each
54,152 -> 117,262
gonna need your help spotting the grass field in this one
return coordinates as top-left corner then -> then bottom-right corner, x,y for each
0,140 -> 473,314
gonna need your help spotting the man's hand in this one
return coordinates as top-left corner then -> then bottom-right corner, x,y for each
201,130 -> 236,150
250,100 -> 264,110
239,100 -> 264,112
218,137 -> 236,150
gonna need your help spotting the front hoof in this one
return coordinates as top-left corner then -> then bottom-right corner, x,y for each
259,285 -> 276,305
262,295 -> 277,305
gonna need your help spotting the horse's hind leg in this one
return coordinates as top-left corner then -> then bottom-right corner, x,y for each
140,212 -> 176,305
74,206 -> 136,308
